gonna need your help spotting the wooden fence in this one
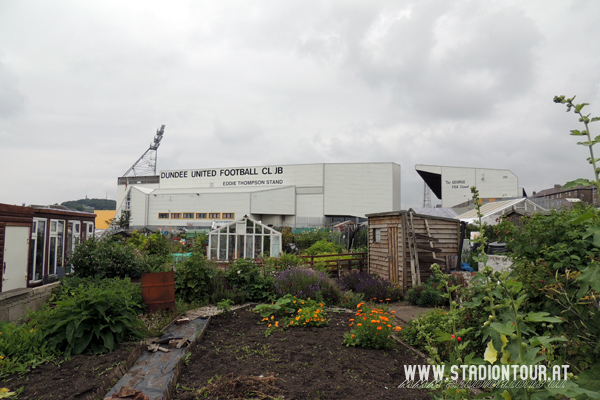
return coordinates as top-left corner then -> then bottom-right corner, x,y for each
299,253 -> 368,277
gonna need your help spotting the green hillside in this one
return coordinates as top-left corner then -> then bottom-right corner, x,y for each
61,198 -> 116,211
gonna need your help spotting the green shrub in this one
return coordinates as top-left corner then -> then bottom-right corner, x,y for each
174,253 -> 216,303
41,286 -> 145,357
293,229 -> 330,251
210,270 -> 248,305
303,240 -> 343,256
68,237 -> 152,279
417,287 -> 444,307
225,258 -> 274,302
406,286 -> 424,306
262,253 -> 304,271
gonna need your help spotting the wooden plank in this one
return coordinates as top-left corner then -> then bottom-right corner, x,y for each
408,211 -> 421,286
414,233 -> 438,242
416,244 -> 443,252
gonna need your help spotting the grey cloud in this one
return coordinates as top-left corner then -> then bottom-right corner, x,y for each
0,62 -> 26,119
213,120 -> 263,144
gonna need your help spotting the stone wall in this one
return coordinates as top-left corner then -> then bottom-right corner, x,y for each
0,282 -> 60,322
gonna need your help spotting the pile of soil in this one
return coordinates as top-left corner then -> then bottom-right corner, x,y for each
174,309 -> 432,400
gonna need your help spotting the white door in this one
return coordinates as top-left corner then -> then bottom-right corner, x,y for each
3,226 -> 30,291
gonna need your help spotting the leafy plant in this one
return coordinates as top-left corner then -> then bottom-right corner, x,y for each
175,252 -> 216,303
303,239 -> 343,256
217,298 -> 235,314
254,295 -> 328,336
554,95 -> 600,194
344,302 -> 402,349
51,276 -> 146,314
41,286 -> 145,357
338,290 -> 365,309
0,314 -> 56,377
225,258 -> 274,302
293,229 -> 330,251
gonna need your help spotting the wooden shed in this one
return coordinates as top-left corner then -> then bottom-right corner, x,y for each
367,210 -> 462,291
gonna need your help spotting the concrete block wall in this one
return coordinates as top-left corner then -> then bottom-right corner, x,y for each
0,282 -> 60,322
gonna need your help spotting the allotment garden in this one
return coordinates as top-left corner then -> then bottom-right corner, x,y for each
2,204 -> 600,399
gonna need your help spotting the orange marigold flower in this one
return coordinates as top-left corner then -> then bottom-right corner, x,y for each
351,334 -> 355,338
386,298 -> 391,301
271,316 -> 274,319
349,319 -> 354,321
357,323 -> 362,326
377,326 -> 382,330
298,309 -> 303,313
390,311 -> 396,314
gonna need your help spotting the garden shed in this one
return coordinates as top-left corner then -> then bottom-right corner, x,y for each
367,210 -> 462,291
208,215 -> 282,261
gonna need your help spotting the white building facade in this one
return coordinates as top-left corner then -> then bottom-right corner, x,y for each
117,162 -> 401,230
416,165 -> 522,208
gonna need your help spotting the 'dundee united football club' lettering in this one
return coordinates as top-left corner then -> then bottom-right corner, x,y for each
160,166 -> 284,180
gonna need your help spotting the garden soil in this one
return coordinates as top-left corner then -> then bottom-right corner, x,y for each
173,308 -> 432,400
1,342 -> 141,400
2,305 -> 433,400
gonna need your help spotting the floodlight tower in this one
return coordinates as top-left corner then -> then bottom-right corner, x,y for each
122,125 -> 165,177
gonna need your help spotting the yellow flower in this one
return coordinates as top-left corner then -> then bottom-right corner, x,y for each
290,321 -> 294,325
298,309 -> 303,313
275,321 -> 279,327
485,335 -> 512,365
271,316 -> 274,319
484,340 -> 498,364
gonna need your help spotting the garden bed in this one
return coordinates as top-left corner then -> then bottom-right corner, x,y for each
2,342 -> 144,400
173,308 -> 432,400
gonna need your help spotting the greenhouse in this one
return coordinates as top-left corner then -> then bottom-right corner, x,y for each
208,216 -> 282,261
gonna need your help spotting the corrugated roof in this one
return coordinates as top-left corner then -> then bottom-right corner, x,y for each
456,198 -> 546,223
411,207 -> 458,219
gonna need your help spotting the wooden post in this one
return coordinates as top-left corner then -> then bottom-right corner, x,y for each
337,259 -> 340,278
311,255 -> 314,269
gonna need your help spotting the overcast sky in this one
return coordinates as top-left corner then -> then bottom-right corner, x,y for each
1,0 -> 599,210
